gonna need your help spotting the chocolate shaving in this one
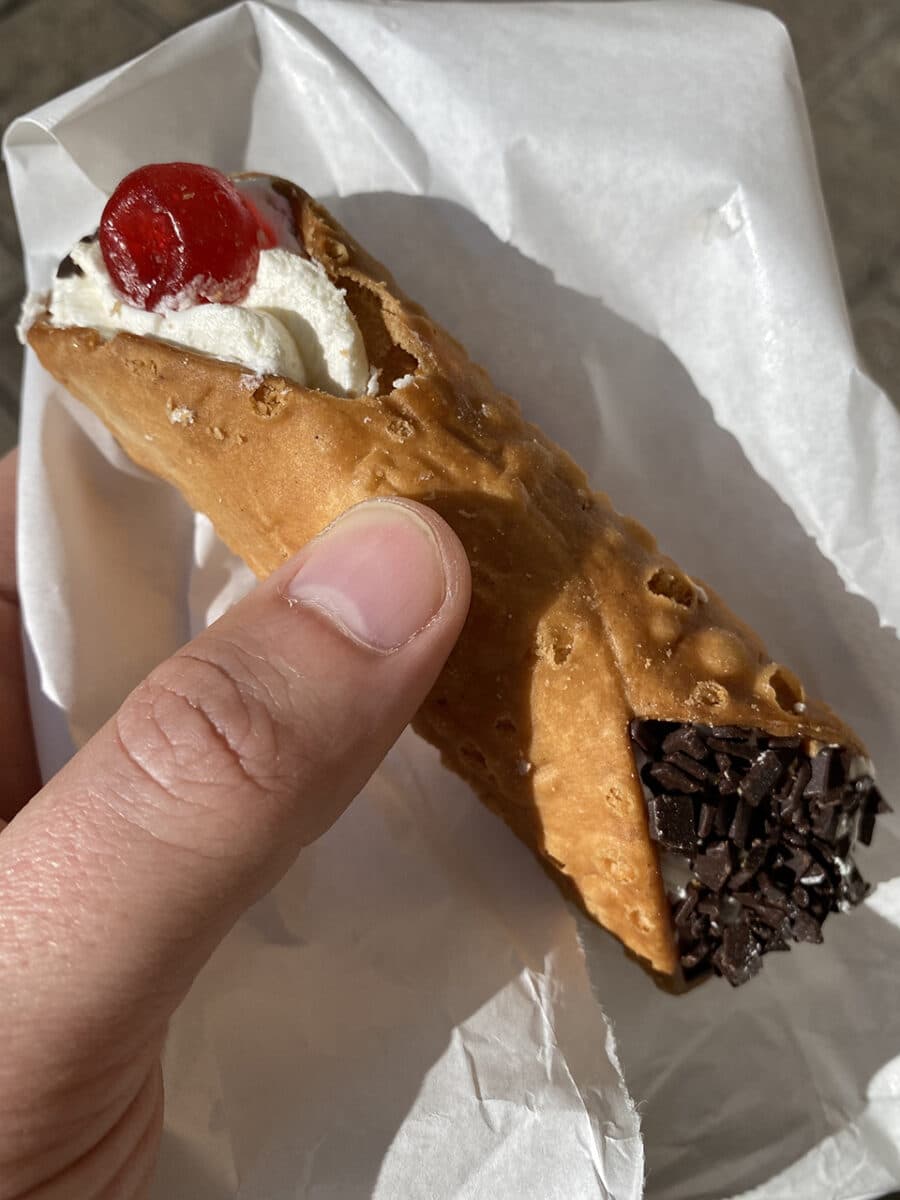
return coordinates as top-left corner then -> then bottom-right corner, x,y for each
694,842 -> 733,892
647,761 -> 703,794
716,768 -> 741,796
728,799 -> 752,848
629,718 -> 886,987
810,803 -> 841,841
804,747 -> 837,801
779,761 -> 811,818
791,911 -> 824,944
859,786 -> 891,847
736,895 -> 786,928
673,889 -> 699,929
697,802 -> 717,840
667,751 -> 710,782
630,718 -> 661,756
728,844 -> 767,891
739,750 -> 784,807
662,726 -> 707,761
55,253 -> 83,279
715,918 -> 762,987
713,796 -> 735,836
647,794 -> 696,853
708,737 -> 756,759
769,736 -> 802,750
858,807 -> 876,847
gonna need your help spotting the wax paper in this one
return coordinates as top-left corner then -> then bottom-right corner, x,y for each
5,2 -> 899,1197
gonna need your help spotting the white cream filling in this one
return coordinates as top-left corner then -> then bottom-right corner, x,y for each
22,183 -> 370,398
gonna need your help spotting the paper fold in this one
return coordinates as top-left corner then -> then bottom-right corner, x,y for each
5,3 -> 899,1197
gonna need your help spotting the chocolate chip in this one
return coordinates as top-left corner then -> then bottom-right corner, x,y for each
647,794 -> 696,853
708,738 -> 756,759
716,919 -> 762,987
839,868 -> 870,908
758,874 -> 789,908
737,895 -> 786,928
729,799 -> 752,848
810,803 -> 840,841
697,802 -> 717,840
666,752 -> 710,782
79,232 -> 97,244
707,726 -> 749,740
717,768 -> 741,796
55,253 -> 84,279
859,807 -> 876,847
859,785 -> 890,847
779,761 -> 811,818
739,751 -> 784,807
768,736 -> 802,750
694,842 -> 733,892
673,890 -> 699,928
791,885 -> 809,908
681,942 -> 711,970
767,936 -> 792,952
791,911 -> 823,944
630,718 -> 661,756
804,748 -> 838,801
713,796 -> 736,836
647,762 -> 703,794
728,844 -> 768,890
662,726 -> 707,761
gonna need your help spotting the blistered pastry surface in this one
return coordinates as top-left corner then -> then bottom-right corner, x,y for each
27,180 -> 863,976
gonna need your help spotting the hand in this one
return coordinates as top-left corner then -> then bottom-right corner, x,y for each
0,447 -> 470,1199
0,451 -> 40,824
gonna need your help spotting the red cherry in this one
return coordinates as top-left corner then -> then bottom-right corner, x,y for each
99,163 -> 263,311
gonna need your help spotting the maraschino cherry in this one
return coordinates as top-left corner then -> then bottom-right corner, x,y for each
99,163 -> 265,312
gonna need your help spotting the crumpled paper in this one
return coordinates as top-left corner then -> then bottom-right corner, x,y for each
4,2 -> 899,1197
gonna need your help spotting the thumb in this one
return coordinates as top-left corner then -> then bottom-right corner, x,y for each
0,497 -> 469,1071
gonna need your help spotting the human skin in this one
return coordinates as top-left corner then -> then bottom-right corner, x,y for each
0,449 -> 470,1199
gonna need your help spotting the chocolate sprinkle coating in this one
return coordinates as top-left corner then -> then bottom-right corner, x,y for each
739,750 -> 784,807
694,842 -> 732,892
631,719 -> 890,986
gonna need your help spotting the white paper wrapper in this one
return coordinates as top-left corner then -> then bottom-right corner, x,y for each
5,2 -> 900,1197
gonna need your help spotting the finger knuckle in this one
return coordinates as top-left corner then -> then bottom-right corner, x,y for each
113,640 -> 300,824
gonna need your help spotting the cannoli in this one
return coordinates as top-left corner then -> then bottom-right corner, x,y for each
21,163 -> 888,985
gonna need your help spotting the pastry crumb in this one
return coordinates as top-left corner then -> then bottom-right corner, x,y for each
167,404 -> 195,426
